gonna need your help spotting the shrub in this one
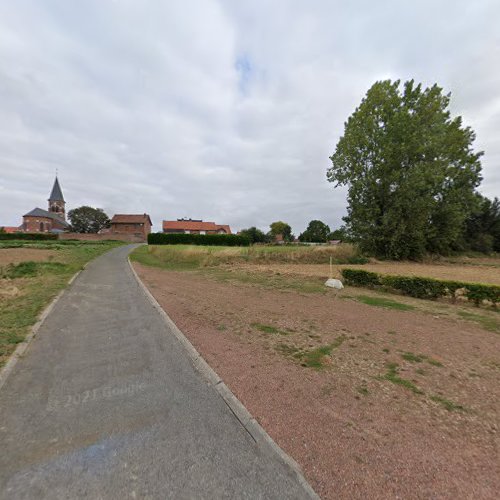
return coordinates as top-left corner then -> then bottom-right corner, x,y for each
0,233 -> 58,241
341,268 -> 500,307
341,269 -> 381,287
148,233 -> 251,246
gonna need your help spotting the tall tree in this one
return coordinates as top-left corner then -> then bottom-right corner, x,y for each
464,194 -> 500,253
299,220 -> 330,242
327,80 -> 483,259
239,226 -> 268,243
269,221 -> 293,242
68,206 -> 110,233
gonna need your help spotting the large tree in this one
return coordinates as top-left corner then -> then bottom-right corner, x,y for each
239,226 -> 268,244
269,221 -> 293,242
463,194 -> 500,253
299,220 -> 330,242
67,206 -> 110,233
327,79 -> 483,259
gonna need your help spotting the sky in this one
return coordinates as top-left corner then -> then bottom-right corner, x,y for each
0,0 -> 499,234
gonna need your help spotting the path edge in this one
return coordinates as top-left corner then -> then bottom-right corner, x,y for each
128,256 -> 320,500
0,267 -> 83,392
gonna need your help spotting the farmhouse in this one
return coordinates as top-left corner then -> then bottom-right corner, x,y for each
109,214 -> 152,242
163,218 -> 231,235
22,176 -> 70,233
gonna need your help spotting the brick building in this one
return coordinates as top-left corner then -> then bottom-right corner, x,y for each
162,218 -> 231,235
22,177 -> 70,233
109,214 -> 152,242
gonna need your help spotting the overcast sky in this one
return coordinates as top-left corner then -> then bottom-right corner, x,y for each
1,0 -> 499,233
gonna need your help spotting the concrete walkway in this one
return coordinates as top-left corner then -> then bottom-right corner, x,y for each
0,245 -> 314,499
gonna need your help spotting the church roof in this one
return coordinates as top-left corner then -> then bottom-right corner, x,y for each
23,207 -> 70,227
49,176 -> 64,201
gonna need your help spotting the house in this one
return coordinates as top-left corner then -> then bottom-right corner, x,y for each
22,176 -> 70,233
162,218 -> 231,235
109,214 -> 152,242
0,226 -> 22,234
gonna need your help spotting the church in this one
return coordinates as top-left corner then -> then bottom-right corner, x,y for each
22,177 -> 70,233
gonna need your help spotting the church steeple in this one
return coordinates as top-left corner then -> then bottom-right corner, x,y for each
48,176 -> 66,220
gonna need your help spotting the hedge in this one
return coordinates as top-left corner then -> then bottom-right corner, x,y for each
148,232 -> 251,246
341,268 -> 500,307
0,232 -> 58,241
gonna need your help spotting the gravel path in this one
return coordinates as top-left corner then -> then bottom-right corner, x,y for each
134,263 -> 500,500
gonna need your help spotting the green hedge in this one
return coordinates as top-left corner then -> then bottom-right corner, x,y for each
341,268 -> 500,307
0,232 -> 58,241
148,232 -> 251,246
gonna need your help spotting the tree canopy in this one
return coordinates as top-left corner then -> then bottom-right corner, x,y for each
239,226 -> 268,243
299,220 -> 330,242
327,79 -> 483,259
269,221 -> 293,242
463,194 -> 500,253
67,206 -> 110,234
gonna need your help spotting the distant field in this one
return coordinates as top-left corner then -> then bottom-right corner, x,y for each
136,243 -> 365,266
0,240 -> 123,367
134,244 -> 500,286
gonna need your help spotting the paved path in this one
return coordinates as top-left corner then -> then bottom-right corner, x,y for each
0,245 -> 314,499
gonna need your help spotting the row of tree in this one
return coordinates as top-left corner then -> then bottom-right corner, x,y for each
239,220 -> 347,244
327,79 -> 499,259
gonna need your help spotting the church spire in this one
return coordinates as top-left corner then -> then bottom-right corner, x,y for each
48,176 -> 66,220
49,176 -> 64,202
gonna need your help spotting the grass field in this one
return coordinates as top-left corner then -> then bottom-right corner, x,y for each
132,244 -> 500,333
0,240 -> 123,367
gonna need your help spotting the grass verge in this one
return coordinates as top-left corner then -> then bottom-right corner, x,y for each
0,241 -> 124,367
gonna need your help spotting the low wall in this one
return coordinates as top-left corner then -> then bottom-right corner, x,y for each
58,233 -> 145,243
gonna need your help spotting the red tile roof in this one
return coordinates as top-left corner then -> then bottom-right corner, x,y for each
111,214 -> 152,225
162,220 -> 231,234
1,226 -> 21,233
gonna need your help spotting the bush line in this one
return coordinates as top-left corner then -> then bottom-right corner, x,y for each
341,268 -> 499,307
148,233 -> 251,246
0,233 -> 58,241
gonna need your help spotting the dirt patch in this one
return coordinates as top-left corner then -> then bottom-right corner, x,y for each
224,260 -> 500,286
0,248 -> 58,267
134,262 -> 500,500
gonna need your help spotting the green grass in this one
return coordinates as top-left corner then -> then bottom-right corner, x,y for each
0,241 -> 123,367
275,335 -> 346,369
458,310 -> 499,333
251,323 -> 288,335
356,295 -> 415,311
401,352 -> 425,363
401,352 -> 444,367
131,242 -> 365,267
381,362 -> 424,394
430,395 -> 465,412
131,245 -> 328,294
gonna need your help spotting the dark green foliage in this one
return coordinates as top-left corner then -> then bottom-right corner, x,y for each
3,261 -> 69,279
67,206 -> 110,233
0,233 -> 58,241
269,221 -> 293,242
328,79 -> 483,260
463,194 -> 500,253
239,226 -> 268,243
341,269 -> 381,287
341,268 -> 500,307
148,233 -> 251,246
299,220 -> 331,243
328,226 -> 353,242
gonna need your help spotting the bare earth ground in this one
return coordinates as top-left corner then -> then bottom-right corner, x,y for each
0,248 -> 58,266
134,263 -> 499,500
226,261 -> 500,286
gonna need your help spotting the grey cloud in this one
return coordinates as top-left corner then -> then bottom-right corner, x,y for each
0,0 -> 498,234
